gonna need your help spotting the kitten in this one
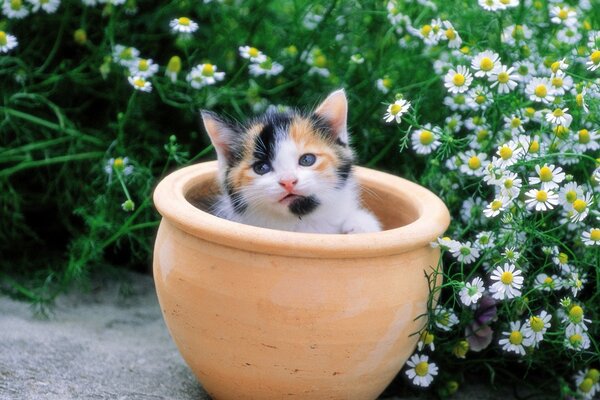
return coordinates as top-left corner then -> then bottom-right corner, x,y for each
201,89 -> 382,234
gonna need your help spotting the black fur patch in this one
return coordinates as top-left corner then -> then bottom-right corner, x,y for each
225,179 -> 247,214
309,114 -> 339,143
289,195 -> 320,217
254,112 -> 292,162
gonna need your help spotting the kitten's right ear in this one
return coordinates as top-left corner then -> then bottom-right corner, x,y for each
201,110 -> 237,167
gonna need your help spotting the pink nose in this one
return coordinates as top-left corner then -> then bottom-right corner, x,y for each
279,178 -> 298,192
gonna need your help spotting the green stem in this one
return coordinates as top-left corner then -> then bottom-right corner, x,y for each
0,152 -> 104,178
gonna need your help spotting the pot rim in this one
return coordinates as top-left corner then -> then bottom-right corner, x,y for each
153,161 -> 450,258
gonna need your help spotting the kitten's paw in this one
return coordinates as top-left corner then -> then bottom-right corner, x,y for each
341,209 -> 382,234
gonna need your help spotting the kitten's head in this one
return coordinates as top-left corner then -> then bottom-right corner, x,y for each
201,90 -> 354,219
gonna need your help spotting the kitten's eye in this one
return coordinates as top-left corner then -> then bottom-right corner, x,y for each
253,161 -> 271,175
299,153 -> 316,167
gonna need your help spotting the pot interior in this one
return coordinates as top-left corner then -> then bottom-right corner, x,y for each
185,175 -> 420,232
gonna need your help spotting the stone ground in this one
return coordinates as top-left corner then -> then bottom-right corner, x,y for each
0,272 -> 519,400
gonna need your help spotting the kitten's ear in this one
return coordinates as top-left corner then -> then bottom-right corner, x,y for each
314,89 -> 348,144
201,110 -> 237,168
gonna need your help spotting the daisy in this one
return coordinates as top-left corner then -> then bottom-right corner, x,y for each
2,0 -> 29,18
525,188 -> 559,211
450,241 -> 480,264
501,24 -> 532,45
549,70 -> 573,96
499,321 -> 533,355
534,273 -> 559,291
526,77 -> 555,104
483,197 -> 507,218
558,182 -> 583,209
383,99 -> 411,123
524,311 -> 551,346
556,27 -> 582,45
442,20 -> 462,49
165,55 -> 181,83
489,65 -> 519,94
528,164 -> 565,190
431,236 -> 460,251
459,277 -> 485,306
503,114 -> 527,135
570,193 -> 593,223
585,50 -> 600,71
417,330 -> 435,351
475,231 -> 495,250
0,31 -> 18,53
459,151 -> 488,177
545,108 -> 573,127
565,325 -> 591,351
169,17 -> 199,34
433,306 -> 459,331
478,0 -> 504,12
129,58 -> 159,78
563,304 -> 591,331
576,129 -> 600,152
549,5 -> 577,27
238,45 -> 267,63
466,85 -> 492,110
581,228 -> 600,246
376,77 -> 393,94
493,140 -> 523,169
471,50 -> 501,77
112,45 -> 140,67
28,0 -> 60,13
249,59 -> 284,77
127,76 -> 152,93
513,60 -> 536,83
490,263 -> 524,300
444,65 -> 473,94
575,371 -> 600,400
405,354 -> 438,387
497,171 -> 522,199
411,125 -> 442,155
501,247 -> 520,263
187,63 -> 225,89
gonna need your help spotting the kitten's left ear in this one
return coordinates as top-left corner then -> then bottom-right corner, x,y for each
314,89 -> 348,144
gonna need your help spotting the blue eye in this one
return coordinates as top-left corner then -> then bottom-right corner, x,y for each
253,161 -> 271,175
299,153 -> 316,166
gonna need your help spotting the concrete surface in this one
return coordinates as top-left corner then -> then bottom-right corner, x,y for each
0,272 -> 518,400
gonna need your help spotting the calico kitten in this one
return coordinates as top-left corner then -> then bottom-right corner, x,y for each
201,89 -> 381,234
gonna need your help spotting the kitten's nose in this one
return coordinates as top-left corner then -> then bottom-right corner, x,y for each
278,178 -> 298,192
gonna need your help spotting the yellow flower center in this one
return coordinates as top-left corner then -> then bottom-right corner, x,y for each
468,156 -> 481,170
133,78 -> 146,88
529,316 -> 544,332
453,73 -> 466,86
552,108 -> 564,117
590,229 -> 600,241
475,95 -> 485,104
543,276 -> 553,285
248,47 -> 260,57
551,76 -> 563,87
536,190 -> 548,202
419,130 -> 434,145
587,369 -> 600,384
10,0 -> 22,10
510,117 -> 521,128
524,107 -> 536,117
421,25 -> 432,36
500,271 -> 513,285
445,28 -> 456,40
421,331 -> 434,345
539,166 -> 553,182
558,9 -> 568,20
509,331 -> 523,345
565,190 -> 577,203
578,129 -> 590,144
453,340 -> 469,358
120,47 -> 134,60
138,59 -> 149,71
573,199 -> 587,213
576,93 -> 584,107
390,104 -> 402,115
550,61 -> 561,73
554,125 -> 569,139
512,25 -> 524,39
499,145 -> 513,160
591,50 -> 600,65
529,140 -> 540,153
113,157 -> 125,170
74,29 -> 87,45
202,64 -> 215,76
504,179 -> 513,189
480,57 -> 494,71
167,56 -> 181,73
498,72 -> 510,84
569,333 -> 582,346
415,361 -> 429,376
0,32 -> 6,46
178,17 -> 191,26
569,305 -> 583,323
558,252 -> 568,264
579,378 -> 594,393
477,129 -> 488,142
382,78 -> 392,88
491,200 -> 503,211
534,84 -> 547,98
314,54 -> 327,68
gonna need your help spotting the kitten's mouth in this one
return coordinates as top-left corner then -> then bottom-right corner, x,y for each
278,193 -> 304,205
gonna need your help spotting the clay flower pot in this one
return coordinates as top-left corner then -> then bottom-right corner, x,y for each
153,161 -> 450,400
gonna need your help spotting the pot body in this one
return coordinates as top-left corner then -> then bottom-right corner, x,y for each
153,162 -> 449,400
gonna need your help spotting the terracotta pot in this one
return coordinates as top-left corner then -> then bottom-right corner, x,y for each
153,161 -> 450,400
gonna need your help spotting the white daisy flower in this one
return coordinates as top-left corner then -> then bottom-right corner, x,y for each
383,99 -> 411,124
433,306 -> 459,331
525,188 -> 559,211
585,50 -> 600,72
417,330 -> 435,351
556,27 -> 581,45
549,70 -> 573,96
565,324 -> 591,351
490,263 -> 524,300
545,108 -> 573,127
238,45 -> 267,63
459,277 -> 485,306
127,75 -> 152,93
128,58 -> 159,78
104,157 -> 134,182
28,0 -> 60,13
525,77 -> 555,104
478,0 -> 504,11
2,0 -> 29,18
169,17 -> 199,34
534,273 -> 559,291
405,354 -> 438,387
483,197 -> 508,218
466,85 -> 493,110
558,182 -> 583,209
570,193 -> 594,223
497,171 -> 522,199
503,114 -> 527,135
524,310 -> 551,346
574,369 -> 600,399
471,50 -> 501,77
411,124 -> 442,155
249,59 -> 284,77
112,45 -> 140,67
475,231 -> 495,249
431,236 -> 461,251
528,164 -> 565,190
549,5 -> 577,27
501,247 -> 520,263
501,24 -> 532,45
513,60 -> 536,83
376,77 -> 393,94
493,140 -> 523,169
459,151 -> 488,177
576,129 -> 600,152
581,228 -> 600,246
489,65 -> 519,94
442,20 -> 462,49
0,31 -> 18,53
444,65 -> 473,94
499,321 -> 533,355
450,241 -> 480,264
187,63 -> 225,89
563,304 -> 591,332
